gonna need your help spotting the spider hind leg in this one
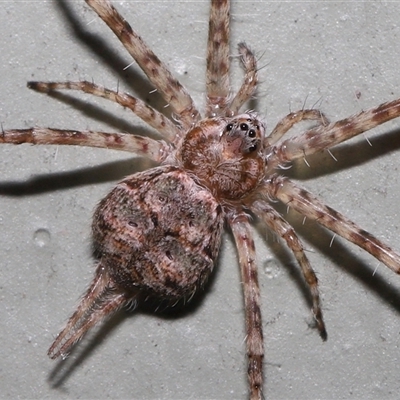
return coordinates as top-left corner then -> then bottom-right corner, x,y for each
48,264 -> 134,360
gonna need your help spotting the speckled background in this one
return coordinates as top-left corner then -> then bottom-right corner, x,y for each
1,1 -> 400,399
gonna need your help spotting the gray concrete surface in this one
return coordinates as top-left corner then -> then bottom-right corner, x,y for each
1,1 -> 400,399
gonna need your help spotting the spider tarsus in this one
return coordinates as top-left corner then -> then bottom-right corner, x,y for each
312,302 -> 327,340
316,318 -> 327,341
27,81 -> 48,92
319,326 -> 328,342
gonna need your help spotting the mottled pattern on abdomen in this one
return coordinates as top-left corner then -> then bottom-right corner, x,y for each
93,165 -> 224,301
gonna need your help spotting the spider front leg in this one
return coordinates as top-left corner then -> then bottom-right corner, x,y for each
274,98 -> 400,165
230,214 -> 263,400
206,0 -> 231,116
206,0 -> 259,117
86,0 -> 199,128
0,128 -> 167,162
251,200 -> 327,339
228,43 -> 258,116
265,175 -> 400,274
266,109 -> 330,147
29,81 -> 181,142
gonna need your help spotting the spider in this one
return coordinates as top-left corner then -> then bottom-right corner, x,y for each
2,0 -> 400,398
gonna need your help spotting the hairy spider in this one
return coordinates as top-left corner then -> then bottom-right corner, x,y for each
2,0 -> 400,399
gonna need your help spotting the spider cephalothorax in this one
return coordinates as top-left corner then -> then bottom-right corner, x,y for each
178,114 -> 266,200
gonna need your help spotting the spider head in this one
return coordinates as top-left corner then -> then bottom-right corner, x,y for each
178,113 -> 266,200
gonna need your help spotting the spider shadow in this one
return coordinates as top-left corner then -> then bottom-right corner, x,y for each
47,309 -> 127,389
261,125 -> 400,331
258,202 -> 400,338
47,255 -> 223,389
0,157 -> 155,196
303,210 -> 400,311
53,1 -> 170,116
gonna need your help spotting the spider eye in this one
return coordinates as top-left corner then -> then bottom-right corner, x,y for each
240,123 -> 248,131
248,144 -> 258,152
226,123 -> 234,131
248,129 -> 256,138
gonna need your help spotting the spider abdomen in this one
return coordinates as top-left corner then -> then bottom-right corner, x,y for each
92,165 -> 224,301
178,114 -> 266,200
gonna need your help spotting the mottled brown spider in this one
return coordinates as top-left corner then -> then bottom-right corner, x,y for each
2,0 -> 400,399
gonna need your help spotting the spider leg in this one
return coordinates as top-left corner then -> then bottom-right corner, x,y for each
264,175 -> 400,274
229,213 -> 263,400
228,43 -> 258,116
85,0 -> 199,128
206,0 -> 230,117
29,81 -> 181,143
0,128 -> 167,162
273,99 -> 400,166
266,109 -> 330,147
251,200 -> 327,339
48,264 -> 135,359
